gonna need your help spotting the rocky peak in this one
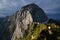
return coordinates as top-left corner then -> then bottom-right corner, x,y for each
16,3 -> 48,23
0,3 -> 48,40
22,3 -> 40,10
11,3 -> 48,40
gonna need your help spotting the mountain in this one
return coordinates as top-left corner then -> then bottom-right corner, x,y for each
47,14 -> 60,20
0,3 -> 60,40
0,3 -> 48,40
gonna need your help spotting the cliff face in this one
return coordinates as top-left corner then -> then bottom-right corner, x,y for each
0,3 -> 48,40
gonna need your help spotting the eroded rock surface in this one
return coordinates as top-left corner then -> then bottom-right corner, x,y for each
0,3 -> 48,40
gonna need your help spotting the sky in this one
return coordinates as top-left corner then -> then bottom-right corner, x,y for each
0,0 -> 60,17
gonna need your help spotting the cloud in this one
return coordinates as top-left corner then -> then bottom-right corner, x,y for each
0,0 -> 60,17
0,0 -> 30,10
37,0 -> 60,14
0,0 -> 31,16
0,13 -> 6,17
0,0 -> 18,9
0,0 -> 20,16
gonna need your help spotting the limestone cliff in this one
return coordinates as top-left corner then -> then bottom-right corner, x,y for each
0,3 -> 48,40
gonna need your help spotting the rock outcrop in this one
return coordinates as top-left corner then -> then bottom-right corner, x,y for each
0,3 -> 48,40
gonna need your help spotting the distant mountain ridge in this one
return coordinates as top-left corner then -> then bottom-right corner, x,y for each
47,14 -> 60,20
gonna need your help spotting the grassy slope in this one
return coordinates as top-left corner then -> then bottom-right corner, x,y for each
25,23 -> 60,40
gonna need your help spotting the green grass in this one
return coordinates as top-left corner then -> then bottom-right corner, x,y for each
25,23 -> 60,40
25,23 -> 47,40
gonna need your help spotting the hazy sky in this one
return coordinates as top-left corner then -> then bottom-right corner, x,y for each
0,0 -> 60,17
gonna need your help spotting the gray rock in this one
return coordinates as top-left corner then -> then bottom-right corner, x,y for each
0,3 -> 48,40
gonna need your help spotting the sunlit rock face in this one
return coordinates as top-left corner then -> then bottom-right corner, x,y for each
0,3 -> 48,40
11,3 -> 48,40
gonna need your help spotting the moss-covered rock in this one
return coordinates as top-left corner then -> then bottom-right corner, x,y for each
25,23 -> 47,40
25,23 -> 60,40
